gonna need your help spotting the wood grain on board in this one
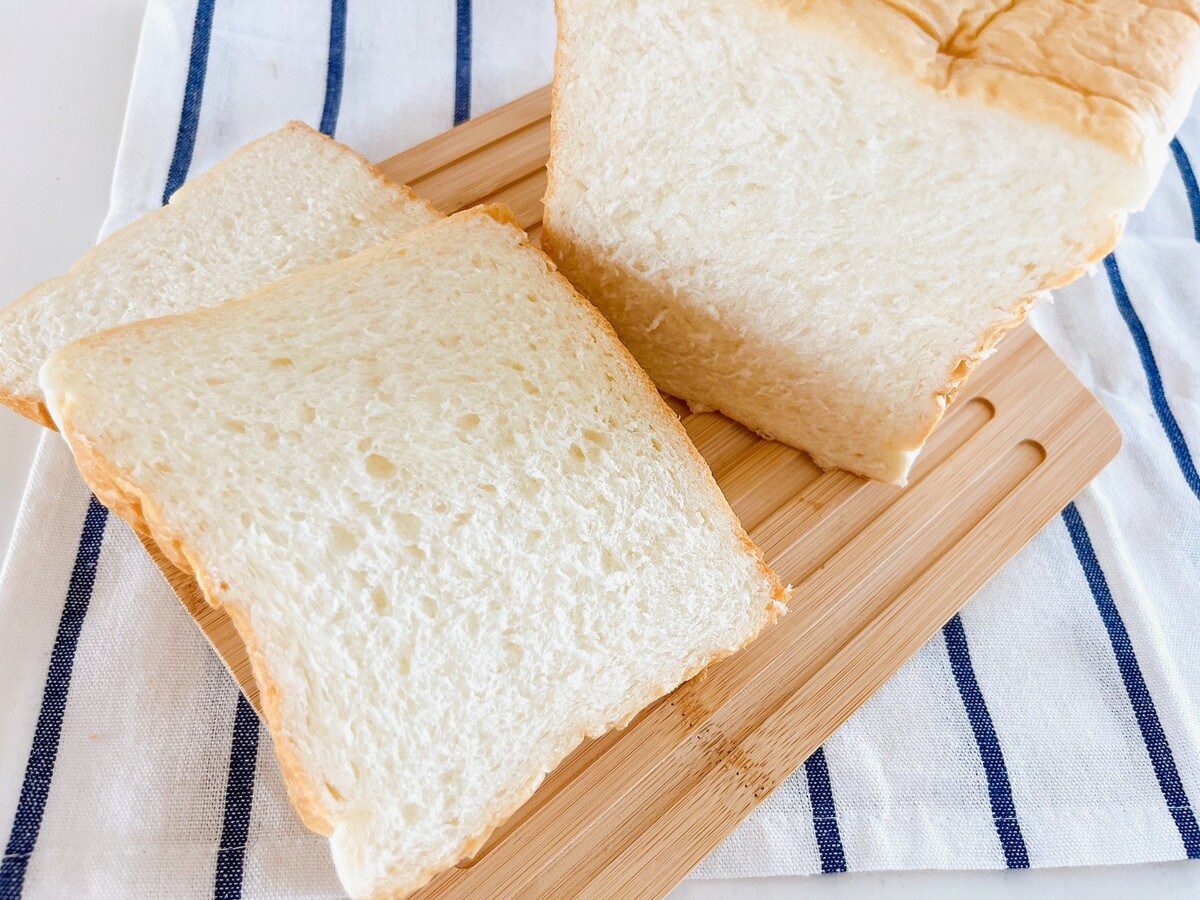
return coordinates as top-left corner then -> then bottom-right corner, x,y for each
147,86 -> 1121,899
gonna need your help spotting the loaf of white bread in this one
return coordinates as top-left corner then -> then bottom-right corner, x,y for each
545,0 -> 1200,482
41,207 -> 788,900
0,122 -> 440,428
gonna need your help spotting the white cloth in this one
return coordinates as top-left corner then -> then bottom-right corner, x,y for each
2,1 -> 1199,896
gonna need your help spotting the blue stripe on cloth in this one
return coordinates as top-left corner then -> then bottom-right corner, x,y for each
1171,138 -> 1200,242
942,614 -> 1030,868
804,746 -> 847,873
162,0 -> 217,204
213,694 -> 261,900
319,0 -> 348,137
150,2 -> 267,895
3,5 -> 218,894
0,497 -> 108,899
1062,502 -> 1200,858
454,0 -> 472,125
1105,254 -> 1200,502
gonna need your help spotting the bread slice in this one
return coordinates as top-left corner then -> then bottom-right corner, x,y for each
544,0 -> 1200,483
41,207 -> 788,900
0,121 -> 440,428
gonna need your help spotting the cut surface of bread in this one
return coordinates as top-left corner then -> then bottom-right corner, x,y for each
545,0 -> 1200,482
42,208 -> 787,900
0,121 -> 440,427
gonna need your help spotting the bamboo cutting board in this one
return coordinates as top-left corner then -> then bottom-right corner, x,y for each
144,86 -> 1122,898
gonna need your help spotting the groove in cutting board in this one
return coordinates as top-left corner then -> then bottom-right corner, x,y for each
145,87 -> 1122,899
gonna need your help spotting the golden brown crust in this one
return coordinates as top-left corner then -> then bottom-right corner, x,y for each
780,0 -> 1200,170
476,203 -> 523,229
0,388 -> 54,429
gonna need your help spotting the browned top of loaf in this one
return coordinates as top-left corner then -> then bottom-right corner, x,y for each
781,0 -> 1200,168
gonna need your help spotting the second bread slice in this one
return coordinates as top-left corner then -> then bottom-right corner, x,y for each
41,207 -> 788,900
0,122 -> 440,427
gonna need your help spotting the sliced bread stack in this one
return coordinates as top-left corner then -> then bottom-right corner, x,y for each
1,124 -> 787,898
0,122 -> 440,427
40,207 -> 788,899
544,0 -> 1200,482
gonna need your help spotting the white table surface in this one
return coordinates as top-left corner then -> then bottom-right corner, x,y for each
2,2 -> 1197,897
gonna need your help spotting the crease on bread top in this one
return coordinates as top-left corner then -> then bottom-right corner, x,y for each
787,0 -> 1200,177
42,206 -> 787,900
0,121 -> 441,429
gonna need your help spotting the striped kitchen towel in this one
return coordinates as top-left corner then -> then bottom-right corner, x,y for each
2,1 -> 1199,896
